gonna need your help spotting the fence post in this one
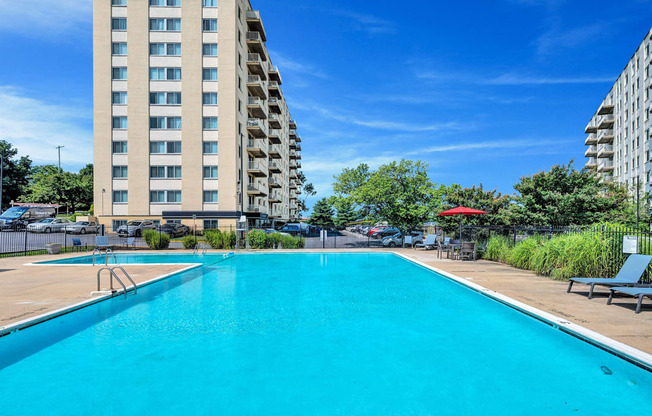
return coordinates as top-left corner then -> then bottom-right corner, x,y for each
24,230 -> 27,256
513,226 -> 516,245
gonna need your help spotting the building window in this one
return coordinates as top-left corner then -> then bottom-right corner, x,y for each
203,191 -> 218,203
150,191 -> 182,204
203,166 -> 218,179
112,92 -> 128,104
112,67 -> 127,80
111,18 -> 127,31
112,0 -> 127,5
150,141 -> 181,154
112,42 -> 127,55
203,117 -> 218,130
203,19 -> 217,32
203,44 -> 218,56
150,67 -> 181,81
203,93 -> 218,105
203,0 -> 217,7
150,92 -> 182,105
112,117 -> 128,129
150,43 -> 181,56
204,219 -> 219,229
112,220 -> 127,232
203,141 -> 218,154
112,141 -> 128,154
112,166 -> 128,179
150,0 -> 181,6
113,190 -> 128,203
150,18 -> 181,31
150,166 -> 182,179
202,68 -> 218,81
150,117 -> 181,130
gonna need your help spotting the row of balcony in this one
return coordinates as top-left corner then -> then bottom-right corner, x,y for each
597,159 -> 614,172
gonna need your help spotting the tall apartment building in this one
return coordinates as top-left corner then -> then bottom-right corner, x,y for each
584,27 -> 652,194
93,0 -> 303,232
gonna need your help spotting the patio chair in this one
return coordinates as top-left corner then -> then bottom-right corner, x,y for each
72,238 -> 87,252
607,287 -> 652,314
404,236 -> 413,248
460,242 -> 476,261
414,234 -> 436,250
126,237 -> 136,249
96,236 -> 111,250
567,254 -> 652,299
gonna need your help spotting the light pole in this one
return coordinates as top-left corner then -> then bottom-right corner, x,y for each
0,153 -> 4,213
56,146 -> 64,172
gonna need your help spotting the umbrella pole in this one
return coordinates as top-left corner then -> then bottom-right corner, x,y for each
459,218 -> 462,241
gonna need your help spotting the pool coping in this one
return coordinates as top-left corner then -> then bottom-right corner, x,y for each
392,251 -> 652,372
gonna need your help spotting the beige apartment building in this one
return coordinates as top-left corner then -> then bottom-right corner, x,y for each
584,27 -> 652,194
93,0 -> 303,232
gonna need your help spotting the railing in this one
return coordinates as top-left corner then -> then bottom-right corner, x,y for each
247,161 -> 267,171
247,139 -> 266,149
97,266 -> 137,298
246,31 -> 262,42
268,97 -> 280,105
268,113 -> 280,122
247,75 -> 262,84
247,183 -> 262,193
289,129 -> 297,136
247,53 -> 262,65
584,133 -> 597,144
246,10 -> 261,21
598,129 -> 614,139
247,118 -> 264,129
586,157 -> 597,166
247,205 -> 268,214
268,81 -> 279,88
600,144 -> 614,153
248,97 -> 263,106
269,162 -> 282,171
269,177 -> 281,187
268,128 -> 281,136
598,114 -> 615,124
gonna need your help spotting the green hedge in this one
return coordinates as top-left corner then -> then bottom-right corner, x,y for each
245,231 -> 304,250
204,230 -> 237,250
183,236 -> 198,249
142,230 -> 170,250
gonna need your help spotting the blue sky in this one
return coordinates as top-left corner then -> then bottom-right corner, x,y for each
0,0 -> 651,209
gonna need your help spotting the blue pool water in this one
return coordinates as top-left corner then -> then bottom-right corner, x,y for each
1,253 -> 651,415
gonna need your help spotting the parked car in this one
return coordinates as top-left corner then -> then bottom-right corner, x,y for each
371,228 -> 399,239
0,206 -> 56,230
278,224 -> 307,236
367,226 -> 390,237
27,218 -> 72,233
64,221 -> 101,235
159,223 -> 190,238
382,231 -> 424,247
116,220 -> 157,237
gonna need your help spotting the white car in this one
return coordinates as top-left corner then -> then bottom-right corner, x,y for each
382,232 -> 424,247
64,221 -> 101,235
26,218 -> 71,233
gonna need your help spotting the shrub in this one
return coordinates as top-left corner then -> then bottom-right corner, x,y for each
183,235 -> 198,249
143,230 -> 158,246
266,232 -> 282,249
485,236 -> 513,263
204,230 -> 237,249
145,232 -> 170,250
279,234 -> 305,249
223,231 -> 237,249
508,237 -> 543,270
247,230 -> 267,249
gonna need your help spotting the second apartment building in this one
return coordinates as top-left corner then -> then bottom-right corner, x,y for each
94,0 -> 303,232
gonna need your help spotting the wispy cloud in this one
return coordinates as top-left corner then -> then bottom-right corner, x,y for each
416,70 -> 614,85
268,50 -> 330,80
326,8 -> 397,35
405,138 -> 572,155
0,86 -> 92,168
0,0 -> 91,40
535,23 -> 609,57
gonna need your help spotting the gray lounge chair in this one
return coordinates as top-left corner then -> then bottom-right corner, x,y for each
414,234 -> 436,250
607,287 -> 652,314
567,254 -> 652,299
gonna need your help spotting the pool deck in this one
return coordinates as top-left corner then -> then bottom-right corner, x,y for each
0,249 -> 650,355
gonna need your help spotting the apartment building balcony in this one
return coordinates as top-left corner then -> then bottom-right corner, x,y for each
247,118 -> 267,138
295,135 -> 301,143
289,180 -> 297,189
268,191 -> 282,203
289,169 -> 298,179
296,187 -> 302,195
585,157 -> 598,168
246,10 -> 267,42
584,133 -> 597,145
602,173 -> 614,182
295,142 -> 301,151
597,159 -> 614,172
268,144 -> 282,159
247,161 -> 268,177
247,53 -> 266,77
247,75 -> 267,99
585,120 -> 598,134
290,150 -> 301,159
246,31 -> 265,56
247,97 -> 268,119
247,182 -> 267,196
597,144 -> 614,159
296,160 -> 302,168
289,129 -> 297,139
247,204 -> 268,214
597,114 -> 615,129
246,138 -> 267,158
269,177 -> 282,188
289,119 -> 297,129
269,161 -> 282,173
268,113 -> 282,129
597,102 -> 615,115
289,139 -> 297,149
268,63 -> 282,84
268,81 -> 281,98
597,129 -> 614,144
289,160 -> 298,169
289,192 -> 298,201
584,145 -> 597,157
268,129 -> 282,144
268,97 -> 282,114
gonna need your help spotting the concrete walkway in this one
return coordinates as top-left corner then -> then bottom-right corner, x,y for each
0,249 -> 650,355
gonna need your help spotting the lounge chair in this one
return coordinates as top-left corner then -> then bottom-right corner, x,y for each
607,287 -> 652,314
404,236 -> 413,248
414,234 -> 436,250
460,242 -> 476,261
567,254 -> 652,299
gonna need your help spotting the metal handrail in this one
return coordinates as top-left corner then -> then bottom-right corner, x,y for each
97,266 -> 137,298
92,248 -> 117,266
111,266 -> 137,294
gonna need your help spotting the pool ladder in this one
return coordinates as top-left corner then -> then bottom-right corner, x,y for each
96,266 -> 138,298
193,242 -> 210,255
92,248 -> 117,266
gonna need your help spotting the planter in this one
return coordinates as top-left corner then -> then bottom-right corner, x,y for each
45,243 -> 62,255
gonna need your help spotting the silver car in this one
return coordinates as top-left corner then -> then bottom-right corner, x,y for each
117,220 -> 157,237
382,231 -> 424,247
26,218 -> 71,233
64,221 -> 101,234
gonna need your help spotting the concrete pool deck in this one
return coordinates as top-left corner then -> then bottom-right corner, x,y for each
0,249 -> 650,355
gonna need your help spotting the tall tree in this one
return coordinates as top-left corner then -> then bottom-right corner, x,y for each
0,140 -> 32,211
309,198 -> 334,227
438,184 -> 512,233
297,171 -> 316,217
21,164 -> 94,213
332,197 -> 359,228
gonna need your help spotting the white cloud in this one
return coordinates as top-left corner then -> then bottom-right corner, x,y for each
405,138 -> 573,155
0,0 -> 91,39
268,50 -> 330,80
0,86 -> 92,168
535,23 -> 609,57
416,70 -> 614,85
330,9 -> 397,35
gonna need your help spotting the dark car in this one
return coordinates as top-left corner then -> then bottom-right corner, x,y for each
160,223 -> 190,238
371,228 -> 399,239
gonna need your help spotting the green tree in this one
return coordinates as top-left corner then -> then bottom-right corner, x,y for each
332,197 -> 359,228
508,162 -> 639,226
297,171 -> 316,216
438,184 -> 512,234
0,140 -> 32,210
21,164 -> 94,213
333,160 -> 442,235
309,198 -> 334,227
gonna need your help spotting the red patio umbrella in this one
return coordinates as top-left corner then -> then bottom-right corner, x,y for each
438,206 -> 488,240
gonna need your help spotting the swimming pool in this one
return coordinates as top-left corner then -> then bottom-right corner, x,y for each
1,253 -> 651,414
